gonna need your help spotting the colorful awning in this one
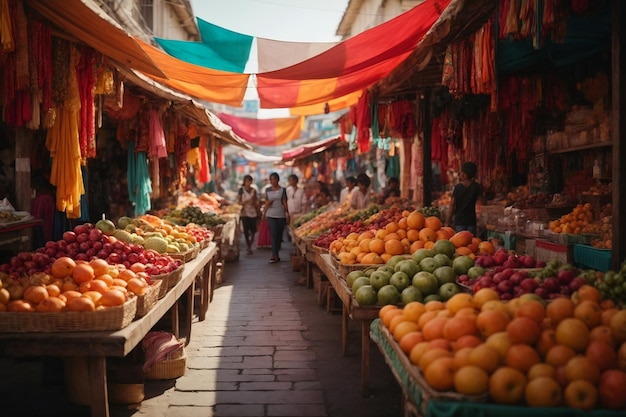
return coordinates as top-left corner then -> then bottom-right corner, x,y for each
217,113 -> 304,147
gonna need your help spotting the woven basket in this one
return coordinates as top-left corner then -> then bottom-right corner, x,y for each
169,245 -> 200,263
0,296 -> 137,333
312,244 -> 329,255
149,273 -> 170,299
145,350 -> 186,380
135,280 -> 162,318
337,262 -> 380,277
167,265 -> 185,289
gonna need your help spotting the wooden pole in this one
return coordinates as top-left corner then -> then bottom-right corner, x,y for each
14,127 -> 32,212
611,0 -> 625,269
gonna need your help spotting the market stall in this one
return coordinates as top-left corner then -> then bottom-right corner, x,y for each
0,242 -> 218,417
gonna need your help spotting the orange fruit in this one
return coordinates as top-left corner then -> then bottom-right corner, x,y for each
545,344 -> 577,368
446,293 -> 474,315
384,239 -> 405,256
546,297 -> 575,325
379,304 -> 399,320
409,341 -> 431,366
67,296 -> 96,312
507,317 -> 541,345
424,357 -> 456,391
585,340 -> 618,371
22,285 -> 49,304
505,344 -> 540,373
454,334 -> 483,351
422,316 -> 448,341
442,315 -> 477,341
454,365 -> 489,395
418,228 -> 436,243
368,238 -> 385,255
89,258 -> 110,276
565,355 -> 600,384
476,309 -> 511,338
385,222 -> 400,233
51,257 -> 76,279
468,343 -> 500,374
72,263 -> 95,284
99,289 -> 127,307
515,300 -> 546,323
574,300 -> 602,328
424,216 -> 442,231
473,288 -> 500,309
576,285 -> 601,304
555,318 -> 590,352
402,301 -> 426,323
398,331 -> 424,354
418,348 -> 451,372
406,211 -> 425,230
392,320 -> 420,342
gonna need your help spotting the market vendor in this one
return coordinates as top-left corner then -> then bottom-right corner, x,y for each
350,173 -> 374,210
378,176 -> 400,204
339,176 -> 357,206
445,162 -> 482,235
286,174 -> 307,223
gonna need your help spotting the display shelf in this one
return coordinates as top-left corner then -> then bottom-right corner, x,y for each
548,141 -> 612,154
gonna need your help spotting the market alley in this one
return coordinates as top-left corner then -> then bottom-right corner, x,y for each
0,238 -> 401,417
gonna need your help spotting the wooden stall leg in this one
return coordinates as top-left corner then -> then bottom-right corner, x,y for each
198,260 -> 211,322
171,300 -> 180,339
183,280 -> 195,346
87,356 -> 110,417
342,304 -> 349,357
361,319 -> 372,397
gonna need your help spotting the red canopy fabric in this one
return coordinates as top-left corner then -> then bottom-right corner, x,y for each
255,0 -> 451,108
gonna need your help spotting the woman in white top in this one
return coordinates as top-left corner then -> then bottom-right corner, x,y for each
261,172 -> 290,263
237,175 -> 259,255
340,176 -> 357,206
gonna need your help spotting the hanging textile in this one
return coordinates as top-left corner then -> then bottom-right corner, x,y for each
127,141 -> 152,216
354,90 -> 371,153
46,43 -> 84,218
76,46 -> 98,159
198,136 -> 209,184
148,108 -> 167,158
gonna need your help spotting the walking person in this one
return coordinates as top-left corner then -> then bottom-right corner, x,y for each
445,162 -> 482,235
261,172 -> 290,263
237,175 -> 260,255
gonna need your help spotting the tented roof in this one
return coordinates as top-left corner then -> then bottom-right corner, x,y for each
281,137 -> 344,164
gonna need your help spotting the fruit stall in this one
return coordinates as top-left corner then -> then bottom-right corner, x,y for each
0,216 -> 219,417
287,200 -> 626,416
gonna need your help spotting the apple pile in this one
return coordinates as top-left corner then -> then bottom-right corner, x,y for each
0,222 -> 182,281
473,248 -> 545,270
459,258 -> 589,301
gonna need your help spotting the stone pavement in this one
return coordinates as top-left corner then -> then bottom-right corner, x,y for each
0,239 -> 401,417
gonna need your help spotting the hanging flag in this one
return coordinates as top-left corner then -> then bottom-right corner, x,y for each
217,113 -> 303,147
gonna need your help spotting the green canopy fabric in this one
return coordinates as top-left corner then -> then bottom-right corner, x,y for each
155,18 -> 253,73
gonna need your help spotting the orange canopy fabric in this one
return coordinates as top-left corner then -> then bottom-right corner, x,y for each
217,113 -> 303,147
135,38 -> 250,107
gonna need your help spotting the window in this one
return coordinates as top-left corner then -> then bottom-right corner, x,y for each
139,0 -> 153,31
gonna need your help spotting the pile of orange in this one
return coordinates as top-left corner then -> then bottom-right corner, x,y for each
330,209 -> 494,264
548,203 -> 594,234
379,286 -> 626,410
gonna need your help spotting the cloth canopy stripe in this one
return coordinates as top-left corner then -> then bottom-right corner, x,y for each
155,18 -> 253,73
217,113 -> 303,147
135,38 -> 250,106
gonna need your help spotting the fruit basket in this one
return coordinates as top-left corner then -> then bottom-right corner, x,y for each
370,319 -> 488,416
135,279 -> 162,318
169,245 -> 200,263
312,244 -> 329,255
149,273 -> 170,299
0,296 -> 137,333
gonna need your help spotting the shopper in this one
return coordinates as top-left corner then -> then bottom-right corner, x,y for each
286,174 -> 307,223
237,175 -> 260,255
314,186 -> 331,208
445,162 -> 482,235
261,172 -> 290,263
350,173 -> 374,210
339,176 -> 357,205
379,176 -> 400,204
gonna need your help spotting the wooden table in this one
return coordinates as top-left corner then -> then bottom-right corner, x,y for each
0,218 -> 43,252
292,233 -> 314,288
0,242 -> 218,417
316,253 -> 380,396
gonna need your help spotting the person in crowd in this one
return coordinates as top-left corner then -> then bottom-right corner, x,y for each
340,176 -> 357,205
237,175 -> 260,255
379,176 -> 400,204
314,186 -> 331,208
445,162 -> 482,235
350,173 -> 374,210
261,172 -> 290,263
286,174 -> 307,223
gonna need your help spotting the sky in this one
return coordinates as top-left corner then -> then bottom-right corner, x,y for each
189,0 -> 349,42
